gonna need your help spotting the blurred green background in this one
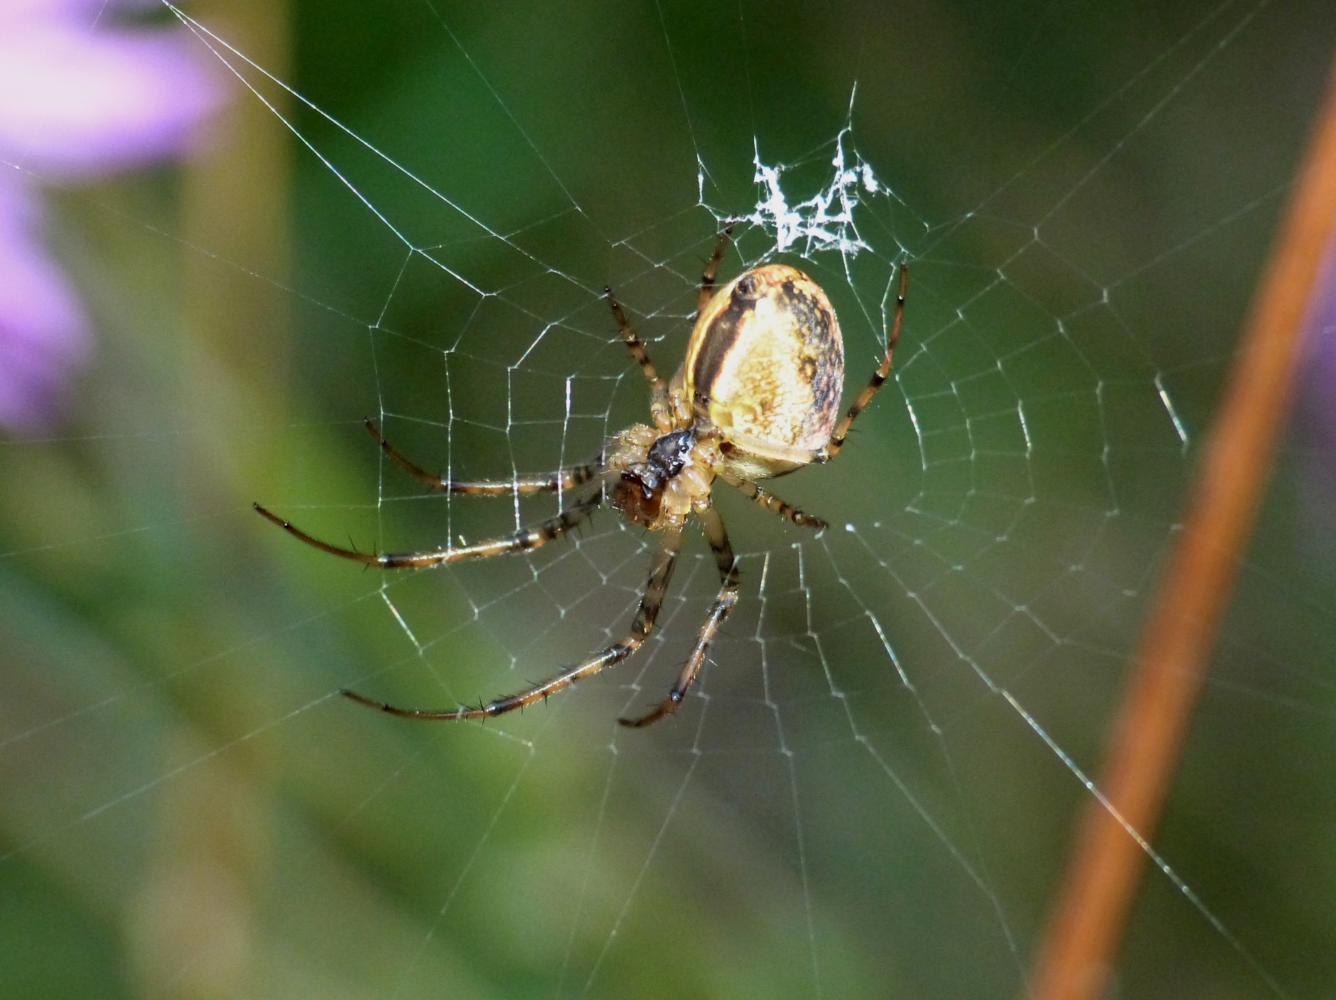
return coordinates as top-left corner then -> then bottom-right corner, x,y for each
3,1 -> 1335,997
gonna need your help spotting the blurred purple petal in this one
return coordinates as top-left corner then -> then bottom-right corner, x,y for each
0,26 -> 222,177
0,0 -> 225,433
0,183 -> 91,432
2,0 -> 110,18
1300,243 -> 1336,448
1296,237 -> 1336,554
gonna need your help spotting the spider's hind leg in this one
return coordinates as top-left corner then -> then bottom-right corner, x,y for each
364,418 -> 602,496
823,262 -> 908,463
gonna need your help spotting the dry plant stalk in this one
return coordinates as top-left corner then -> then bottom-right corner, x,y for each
1031,53 -> 1336,1000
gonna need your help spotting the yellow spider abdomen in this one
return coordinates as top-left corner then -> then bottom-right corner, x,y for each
683,264 -> 844,474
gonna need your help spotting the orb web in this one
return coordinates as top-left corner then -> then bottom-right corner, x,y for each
2,0 -> 1333,997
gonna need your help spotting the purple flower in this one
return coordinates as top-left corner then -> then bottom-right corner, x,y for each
1299,240 -> 1336,550
0,0 -> 222,433
1306,256 -> 1336,411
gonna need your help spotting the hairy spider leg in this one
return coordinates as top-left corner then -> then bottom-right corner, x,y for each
340,527 -> 683,720
620,507 -> 740,727
716,469 -> 827,531
252,491 -> 603,569
605,225 -> 734,432
823,262 -> 908,462
695,224 -> 735,319
363,417 -> 601,496
605,287 -> 672,431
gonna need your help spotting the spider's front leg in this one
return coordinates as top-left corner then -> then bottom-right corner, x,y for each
605,287 -> 672,431
695,224 -> 734,320
620,508 -> 740,728
341,527 -> 684,720
364,418 -> 602,496
252,492 -> 602,569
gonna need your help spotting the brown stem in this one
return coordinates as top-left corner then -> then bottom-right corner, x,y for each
1030,53 -> 1336,1000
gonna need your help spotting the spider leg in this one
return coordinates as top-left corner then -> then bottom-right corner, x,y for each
252,491 -> 603,569
605,286 -> 673,431
363,418 -> 602,496
717,470 -> 827,531
695,224 -> 735,320
823,263 -> 908,463
341,527 -> 683,720
620,508 -> 739,728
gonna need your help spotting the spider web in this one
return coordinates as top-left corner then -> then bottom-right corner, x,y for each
2,1 -> 1335,997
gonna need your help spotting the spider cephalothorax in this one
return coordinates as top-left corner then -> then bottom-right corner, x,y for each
609,428 -> 701,529
254,228 -> 907,727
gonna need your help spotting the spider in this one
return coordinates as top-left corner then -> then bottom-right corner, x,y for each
254,228 -> 906,728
